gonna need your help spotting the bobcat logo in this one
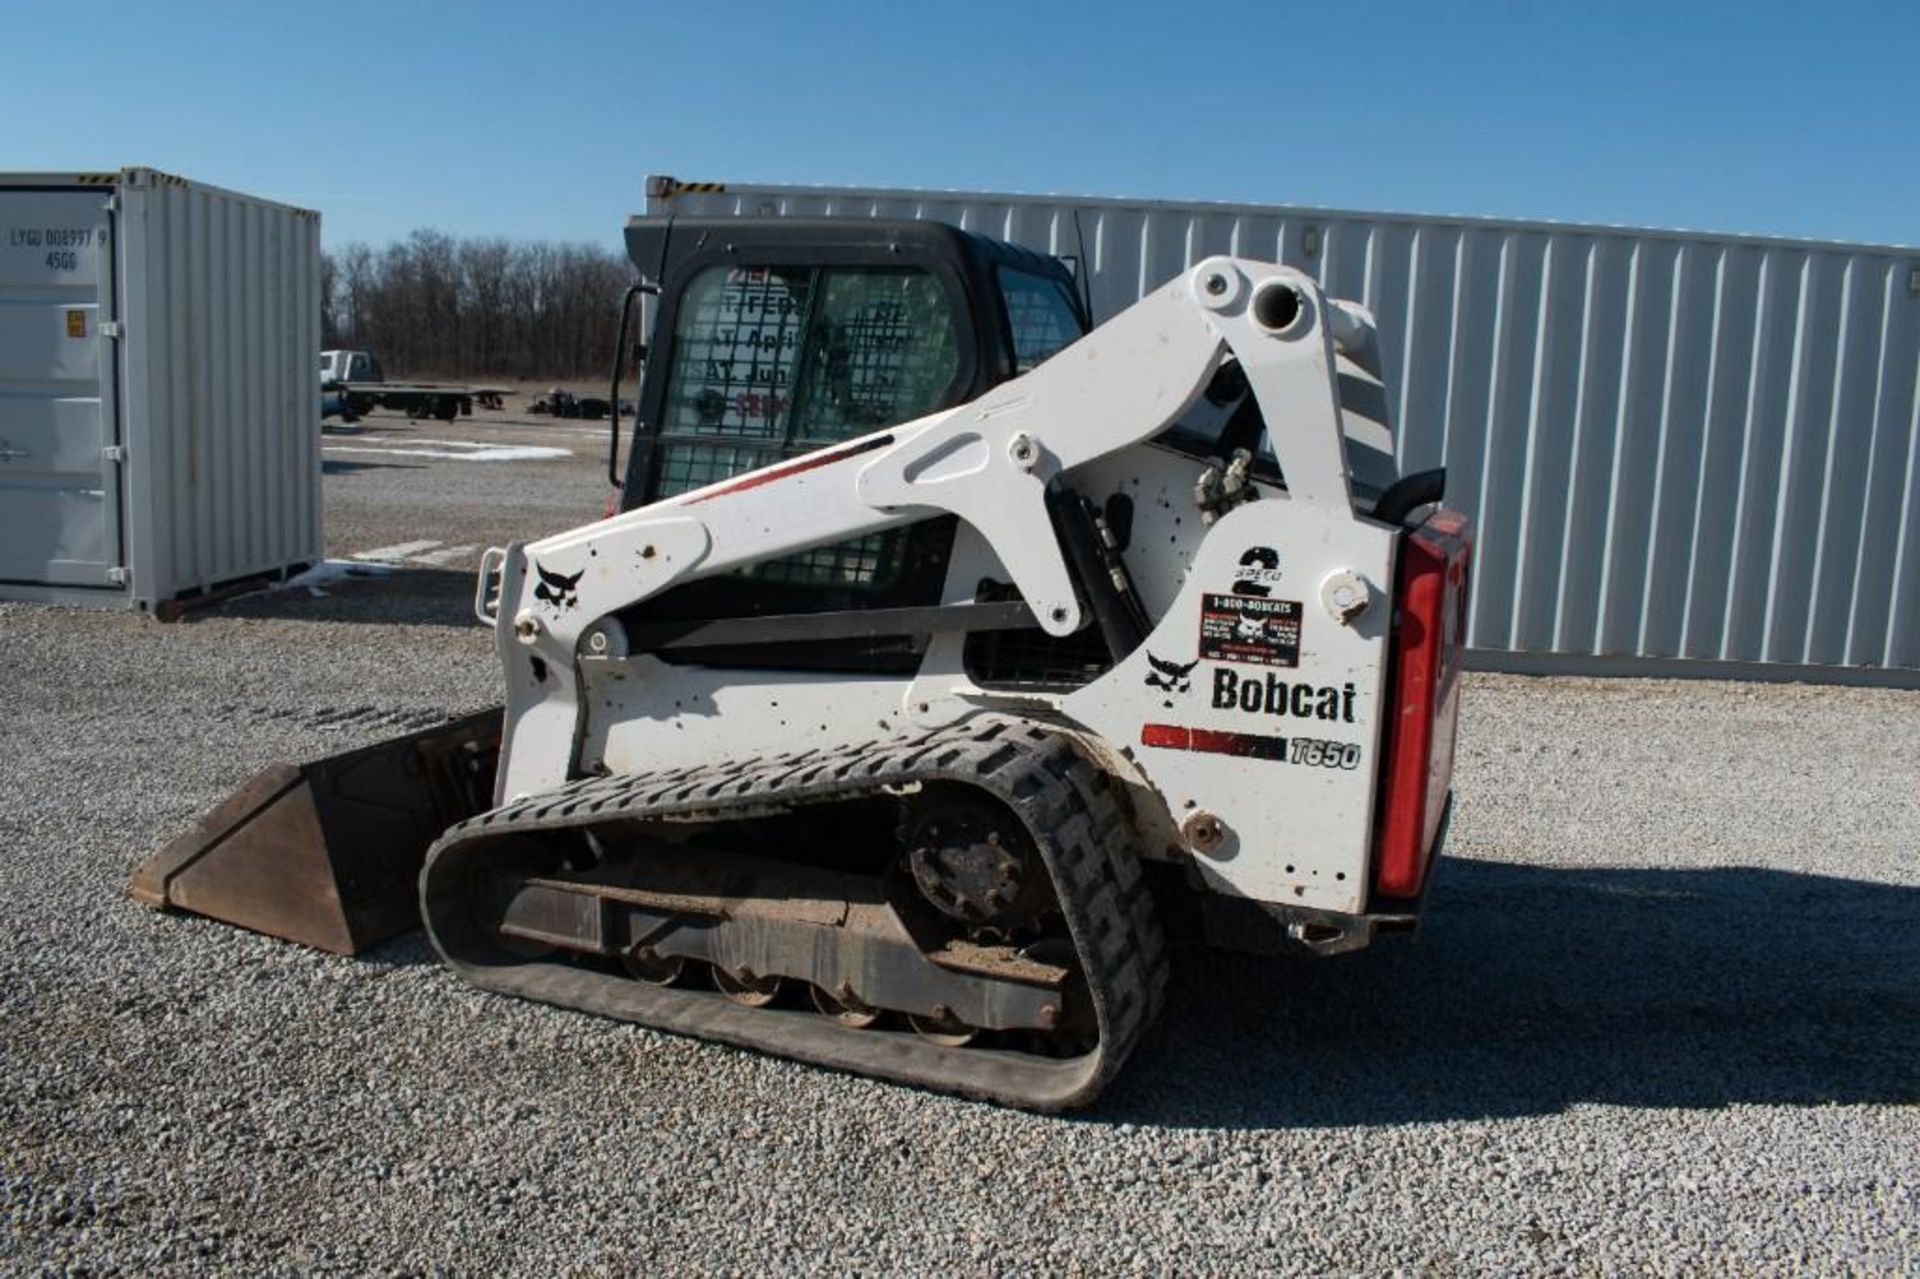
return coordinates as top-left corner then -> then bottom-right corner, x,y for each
1143,652 -> 1199,707
532,561 -> 583,612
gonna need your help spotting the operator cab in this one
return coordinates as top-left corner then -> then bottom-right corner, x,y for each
609,219 -> 1090,665
617,218 -> 1398,522
608,217 -> 1407,683
619,217 -> 1087,508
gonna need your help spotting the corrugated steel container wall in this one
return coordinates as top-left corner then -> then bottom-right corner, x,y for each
648,178 -> 1920,679
0,169 -> 320,611
120,171 -> 321,609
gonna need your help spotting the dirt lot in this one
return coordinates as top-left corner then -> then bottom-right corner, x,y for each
2,407 -> 1916,1273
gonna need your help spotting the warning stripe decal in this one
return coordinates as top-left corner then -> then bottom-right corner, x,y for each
1141,723 -> 1288,761
684,434 -> 893,505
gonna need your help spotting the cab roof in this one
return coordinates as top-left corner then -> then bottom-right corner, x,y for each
623,216 -> 1075,290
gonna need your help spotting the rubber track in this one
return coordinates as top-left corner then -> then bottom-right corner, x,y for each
419,716 -> 1168,1111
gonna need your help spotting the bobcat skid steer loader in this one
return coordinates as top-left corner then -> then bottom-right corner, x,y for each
133,218 -> 1472,1110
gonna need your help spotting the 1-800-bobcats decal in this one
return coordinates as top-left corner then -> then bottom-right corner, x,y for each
1198,593 -> 1301,668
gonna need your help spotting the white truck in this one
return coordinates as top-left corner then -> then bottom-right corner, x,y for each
320,349 -> 506,423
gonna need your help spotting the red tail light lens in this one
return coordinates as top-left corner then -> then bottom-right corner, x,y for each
601,487 -> 623,520
1374,508 -> 1472,900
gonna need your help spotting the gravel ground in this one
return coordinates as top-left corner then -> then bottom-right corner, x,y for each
2,411 -> 1916,1274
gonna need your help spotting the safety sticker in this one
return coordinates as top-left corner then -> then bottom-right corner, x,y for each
1198,593 -> 1301,668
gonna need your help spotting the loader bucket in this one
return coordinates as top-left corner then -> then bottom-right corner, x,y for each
129,709 -> 502,955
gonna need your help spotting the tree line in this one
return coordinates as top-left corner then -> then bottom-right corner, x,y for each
321,230 -> 634,381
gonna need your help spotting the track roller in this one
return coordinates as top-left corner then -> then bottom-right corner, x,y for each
622,947 -> 686,986
907,1008 -> 979,1047
714,967 -> 783,1007
811,985 -> 882,1029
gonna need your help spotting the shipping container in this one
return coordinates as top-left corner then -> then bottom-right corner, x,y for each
646,176 -> 1920,686
0,168 -> 320,612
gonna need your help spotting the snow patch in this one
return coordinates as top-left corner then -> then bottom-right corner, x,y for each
280,558 -> 398,597
323,441 -> 572,462
410,543 -> 481,567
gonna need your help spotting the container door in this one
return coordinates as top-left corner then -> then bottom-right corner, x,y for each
0,189 -> 119,589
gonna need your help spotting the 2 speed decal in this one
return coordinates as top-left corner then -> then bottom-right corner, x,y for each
1231,546 -> 1283,597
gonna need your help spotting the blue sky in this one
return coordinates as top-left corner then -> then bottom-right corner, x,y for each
4,0 -> 1915,252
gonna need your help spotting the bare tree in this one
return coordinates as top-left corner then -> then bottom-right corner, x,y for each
319,251 -> 338,346
321,232 -> 633,380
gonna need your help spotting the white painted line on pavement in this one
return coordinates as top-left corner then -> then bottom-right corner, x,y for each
410,544 -> 481,567
325,443 -> 572,462
352,540 -> 443,563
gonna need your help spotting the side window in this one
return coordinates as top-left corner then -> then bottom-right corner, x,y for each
790,271 -> 957,444
999,268 -> 1084,375
650,264 -> 963,590
653,265 -> 956,498
660,266 -> 812,444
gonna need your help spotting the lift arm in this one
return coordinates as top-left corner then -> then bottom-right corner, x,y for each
484,257 -> 1371,800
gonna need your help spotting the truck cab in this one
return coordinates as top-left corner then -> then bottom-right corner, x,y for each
319,350 -> 383,384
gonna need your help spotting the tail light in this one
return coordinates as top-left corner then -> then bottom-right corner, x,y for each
602,487 -> 623,520
1373,507 -> 1473,900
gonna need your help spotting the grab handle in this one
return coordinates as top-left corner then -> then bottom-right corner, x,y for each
474,547 -> 506,625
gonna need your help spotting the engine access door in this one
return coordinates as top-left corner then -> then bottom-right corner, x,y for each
0,188 -> 120,591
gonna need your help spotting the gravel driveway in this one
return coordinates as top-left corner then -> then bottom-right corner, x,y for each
3,410 -> 1915,1273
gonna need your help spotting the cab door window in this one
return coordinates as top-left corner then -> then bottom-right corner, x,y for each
650,264 -> 962,591
790,270 -> 958,443
658,266 -> 811,453
654,265 -> 958,499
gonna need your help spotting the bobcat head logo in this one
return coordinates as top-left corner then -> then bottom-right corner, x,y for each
532,561 -> 583,612
1143,652 -> 1199,706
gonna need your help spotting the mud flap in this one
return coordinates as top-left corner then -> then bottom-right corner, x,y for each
130,709 -> 502,954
